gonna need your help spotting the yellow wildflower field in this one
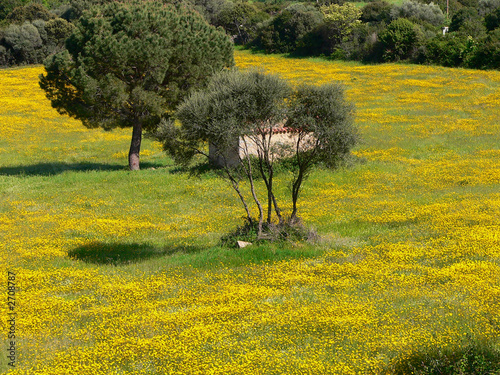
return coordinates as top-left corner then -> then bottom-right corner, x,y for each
1,51 -> 500,374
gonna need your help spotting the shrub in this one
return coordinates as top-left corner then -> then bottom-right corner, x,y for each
44,17 -> 74,46
424,34 -> 469,66
252,4 -> 323,53
479,0 -> 500,16
3,21 -> 44,64
391,0 -> 446,27
0,16 -> 74,67
320,3 -> 362,46
361,1 -> 393,24
216,2 -> 269,44
449,7 -> 481,32
378,18 -> 423,61
467,28 -> 500,68
0,44 -> 13,65
0,0 -> 23,22
485,7 -> 500,30
7,3 -> 54,24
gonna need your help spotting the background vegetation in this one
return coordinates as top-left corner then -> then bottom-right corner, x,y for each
1,0 -> 499,69
1,50 -> 499,374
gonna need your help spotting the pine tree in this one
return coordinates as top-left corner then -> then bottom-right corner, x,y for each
40,0 -> 234,170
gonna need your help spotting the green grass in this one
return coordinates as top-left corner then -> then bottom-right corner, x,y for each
1,58 -> 500,374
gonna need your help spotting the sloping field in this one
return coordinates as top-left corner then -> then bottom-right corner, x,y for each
1,51 -> 499,374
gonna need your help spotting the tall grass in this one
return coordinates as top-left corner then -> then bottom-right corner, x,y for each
0,53 -> 499,374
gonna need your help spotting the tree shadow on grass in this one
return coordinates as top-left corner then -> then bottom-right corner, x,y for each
68,242 -> 203,265
0,162 -> 165,176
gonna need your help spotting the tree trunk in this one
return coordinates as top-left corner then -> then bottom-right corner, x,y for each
128,121 -> 142,171
291,169 -> 303,223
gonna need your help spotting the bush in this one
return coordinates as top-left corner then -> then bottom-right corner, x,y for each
479,0 -> 500,16
320,3 -> 362,47
216,2 -> 269,44
6,3 -> 54,24
485,7 -> 500,30
0,16 -> 74,67
448,7 -> 488,39
424,34 -> 469,66
252,4 -> 323,53
44,17 -> 74,46
0,0 -> 23,22
449,7 -> 481,32
361,1 -> 392,24
3,21 -> 44,64
391,0 -> 446,27
378,18 -> 423,61
0,43 -> 13,65
220,219 -> 318,247
467,28 -> 500,68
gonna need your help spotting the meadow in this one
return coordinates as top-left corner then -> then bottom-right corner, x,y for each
0,50 -> 499,374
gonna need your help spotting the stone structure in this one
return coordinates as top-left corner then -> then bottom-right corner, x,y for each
208,127 -> 308,168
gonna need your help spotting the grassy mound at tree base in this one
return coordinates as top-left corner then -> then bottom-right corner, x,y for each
220,218 -> 319,247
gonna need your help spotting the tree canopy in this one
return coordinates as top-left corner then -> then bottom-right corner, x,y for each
39,0 -> 234,170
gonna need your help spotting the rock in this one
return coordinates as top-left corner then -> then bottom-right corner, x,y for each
237,241 -> 252,248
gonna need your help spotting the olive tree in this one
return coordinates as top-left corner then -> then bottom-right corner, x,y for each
39,0 -> 234,170
158,70 -> 357,239
158,70 -> 290,236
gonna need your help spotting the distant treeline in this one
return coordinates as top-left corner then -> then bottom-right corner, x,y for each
1,0 -> 499,69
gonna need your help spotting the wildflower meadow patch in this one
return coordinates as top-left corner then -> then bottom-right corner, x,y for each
1,52 -> 499,374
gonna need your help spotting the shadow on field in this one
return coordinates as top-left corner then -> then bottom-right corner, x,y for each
68,242 -> 203,265
0,162 -> 164,176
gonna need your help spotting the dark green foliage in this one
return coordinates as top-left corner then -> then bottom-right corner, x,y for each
379,18 -> 423,61
252,3 -> 323,53
2,21 -> 43,64
385,339 -> 500,374
485,7 -> 500,30
44,17 -> 74,45
479,0 -> 500,16
0,44 -> 9,65
424,34 -> 469,66
361,1 -> 392,24
219,0 -> 497,69
459,0 -> 480,8
0,0 -> 23,22
467,28 -> 500,68
40,0 -> 234,170
448,7 -> 488,37
449,7 -> 481,31
0,16 -> 73,66
391,0 -> 446,27
459,18 -> 488,37
216,2 -> 269,44
66,0 -> 115,22
6,3 -> 54,23
294,22 -> 332,56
